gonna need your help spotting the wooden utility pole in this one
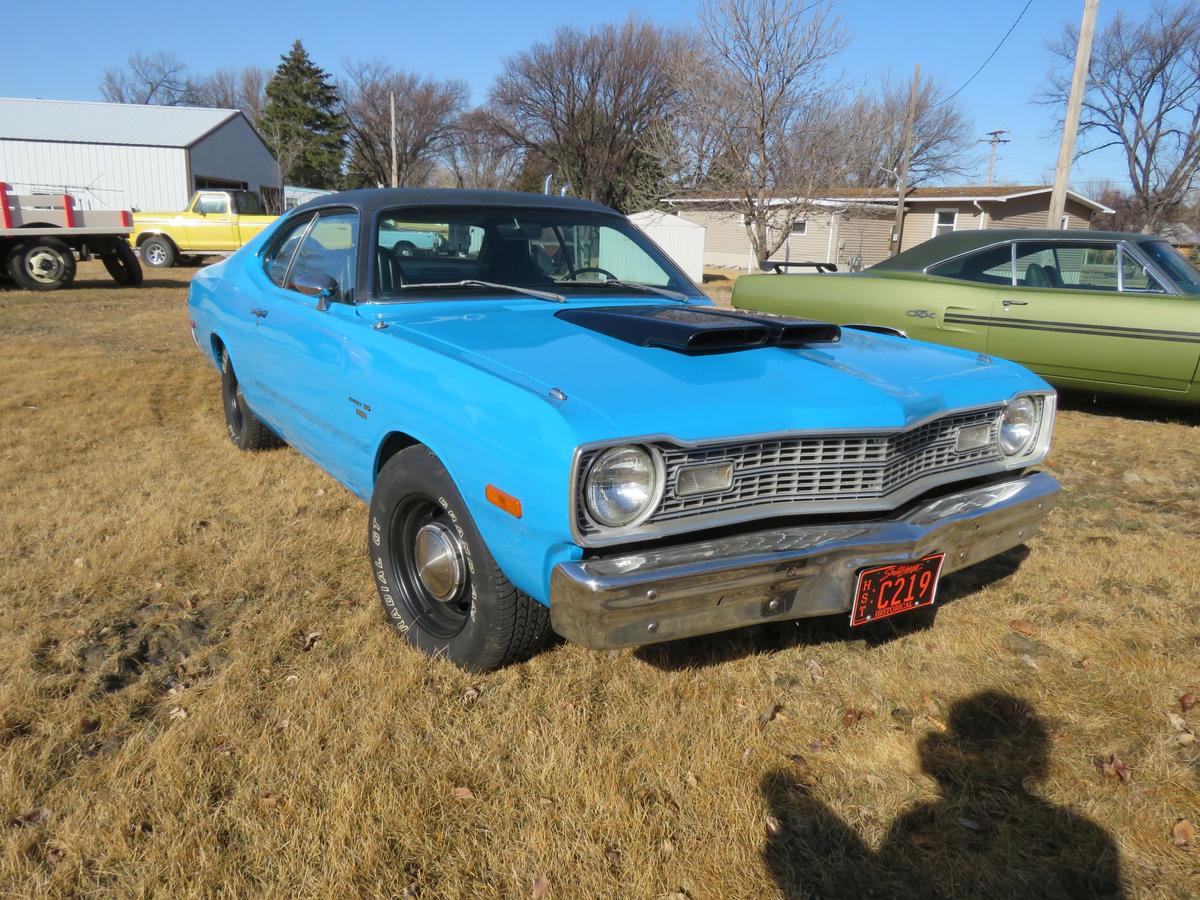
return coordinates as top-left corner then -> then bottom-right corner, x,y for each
1047,0 -> 1099,228
389,92 -> 398,189
890,64 -> 920,256
983,130 -> 1010,185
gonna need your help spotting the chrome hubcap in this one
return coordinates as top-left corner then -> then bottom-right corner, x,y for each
146,244 -> 166,265
413,521 -> 465,603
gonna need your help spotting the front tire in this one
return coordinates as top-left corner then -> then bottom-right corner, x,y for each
220,350 -> 282,451
140,235 -> 176,268
369,446 -> 550,671
7,237 -> 76,290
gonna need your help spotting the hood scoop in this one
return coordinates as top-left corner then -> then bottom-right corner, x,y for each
555,305 -> 840,355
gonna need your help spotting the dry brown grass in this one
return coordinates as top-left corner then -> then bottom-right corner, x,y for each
1,263 -> 1198,897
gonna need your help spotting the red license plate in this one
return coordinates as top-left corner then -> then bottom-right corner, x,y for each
850,554 -> 945,627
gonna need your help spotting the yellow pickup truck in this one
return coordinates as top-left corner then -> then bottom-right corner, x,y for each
130,190 -> 276,268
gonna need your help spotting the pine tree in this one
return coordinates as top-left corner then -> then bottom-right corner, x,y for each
260,40 -> 347,189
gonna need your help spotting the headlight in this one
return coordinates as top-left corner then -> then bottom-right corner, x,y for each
584,445 -> 662,527
999,397 -> 1039,456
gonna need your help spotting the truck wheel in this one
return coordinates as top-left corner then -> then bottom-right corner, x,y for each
140,236 -> 176,268
220,350 -> 282,451
369,445 -> 550,671
6,238 -> 77,291
101,240 -> 144,286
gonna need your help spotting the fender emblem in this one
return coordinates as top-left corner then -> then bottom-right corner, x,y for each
906,309 -> 936,319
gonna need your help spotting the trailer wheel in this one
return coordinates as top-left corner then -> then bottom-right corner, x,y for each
101,240 -> 144,286
140,236 -> 176,268
6,237 -> 77,291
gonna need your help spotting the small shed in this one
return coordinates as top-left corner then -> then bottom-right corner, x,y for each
628,210 -> 706,283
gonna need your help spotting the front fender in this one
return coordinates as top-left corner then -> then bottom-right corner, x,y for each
352,340 -> 616,607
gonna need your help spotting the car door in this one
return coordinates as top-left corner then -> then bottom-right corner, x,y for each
985,240 -> 1200,392
919,240 -> 1016,353
186,193 -> 237,250
251,207 -> 371,488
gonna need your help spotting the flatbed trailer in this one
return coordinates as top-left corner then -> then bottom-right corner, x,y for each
0,182 -> 142,290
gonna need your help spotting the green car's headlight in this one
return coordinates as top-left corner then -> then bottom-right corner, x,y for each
584,445 -> 662,527
999,397 -> 1039,456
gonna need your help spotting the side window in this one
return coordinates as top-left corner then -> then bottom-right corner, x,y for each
196,194 -> 230,215
264,216 -> 312,287
232,192 -> 266,215
928,244 -> 1012,285
1118,246 -> 1166,294
288,211 -> 359,300
1013,242 -> 1118,291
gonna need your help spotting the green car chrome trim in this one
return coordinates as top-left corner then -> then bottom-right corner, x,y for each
944,313 -> 1200,344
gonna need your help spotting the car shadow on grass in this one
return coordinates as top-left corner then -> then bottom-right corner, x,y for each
634,546 -> 1029,671
760,690 -> 1126,899
1056,388 -> 1200,427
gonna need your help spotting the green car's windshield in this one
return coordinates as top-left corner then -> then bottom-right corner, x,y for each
1140,241 -> 1200,294
372,206 -> 703,300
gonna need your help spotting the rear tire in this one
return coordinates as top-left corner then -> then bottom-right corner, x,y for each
101,240 -> 144,285
369,445 -> 550,671
140,235 -> 176,268
6,237 -> 76,291
220,350 -> 282,451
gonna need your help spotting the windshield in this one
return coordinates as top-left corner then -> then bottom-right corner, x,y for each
1140,241 -> 1200,294
372,206 -> 702,300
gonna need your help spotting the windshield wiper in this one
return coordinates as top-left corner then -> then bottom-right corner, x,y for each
397,280 -> 565,303
564,279 -> 692,303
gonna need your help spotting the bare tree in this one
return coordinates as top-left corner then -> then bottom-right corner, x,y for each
1043,2 -> 1200,232
686,0 -> 848,263
341,62 -> 467,188
444,109 -> 523,190
836,75 -> 975,188
190,67 -> 271,123
488,17 -> 691,211
100,52 -> 195,105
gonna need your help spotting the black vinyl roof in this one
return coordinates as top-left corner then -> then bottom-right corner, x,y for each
290,187 -> 619,218
871,228 -> 1161,272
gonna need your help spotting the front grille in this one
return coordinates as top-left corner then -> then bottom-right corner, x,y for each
575,407 -> 1004,538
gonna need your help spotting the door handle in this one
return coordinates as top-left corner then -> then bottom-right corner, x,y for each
1002,299 -> 1028,307
251,308 -> 268,318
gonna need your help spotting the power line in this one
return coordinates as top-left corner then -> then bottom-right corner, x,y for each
934,0 -> 1035,108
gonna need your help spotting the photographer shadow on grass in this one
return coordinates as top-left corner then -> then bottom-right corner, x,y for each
761,690 -> 1125,899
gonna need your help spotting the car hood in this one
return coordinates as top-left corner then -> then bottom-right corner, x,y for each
370,298 -> 1047,441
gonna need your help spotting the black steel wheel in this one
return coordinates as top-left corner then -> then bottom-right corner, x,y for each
369,445 -> 550,671
219,349 -> 282,451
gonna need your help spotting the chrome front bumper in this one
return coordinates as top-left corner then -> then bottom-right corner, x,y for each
549,472 -> 1059,649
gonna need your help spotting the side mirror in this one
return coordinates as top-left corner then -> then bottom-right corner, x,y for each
290,272 -> 339,310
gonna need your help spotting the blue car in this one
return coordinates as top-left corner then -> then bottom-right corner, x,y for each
187,189 -> 1060,671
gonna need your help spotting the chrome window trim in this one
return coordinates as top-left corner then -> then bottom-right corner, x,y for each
1118,240 -> 1180,296
921,236 -> 1184,295
567,391 -> 1055,549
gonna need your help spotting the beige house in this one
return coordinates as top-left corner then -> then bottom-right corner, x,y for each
665,185 -> 1113,272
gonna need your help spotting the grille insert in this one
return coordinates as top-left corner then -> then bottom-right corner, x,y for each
576,407 -> 1004,537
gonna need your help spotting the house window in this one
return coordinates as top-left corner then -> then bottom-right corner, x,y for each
791,220 -> 807,235
933,209 -> 957,237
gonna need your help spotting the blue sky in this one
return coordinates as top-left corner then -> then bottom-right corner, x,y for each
4,0 -> 1143,189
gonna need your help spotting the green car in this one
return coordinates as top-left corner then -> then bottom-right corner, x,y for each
733,229 -> 1200,403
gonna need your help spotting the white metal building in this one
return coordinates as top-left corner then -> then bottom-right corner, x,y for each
627,210 -> 706,283
0,97 -> 280,212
